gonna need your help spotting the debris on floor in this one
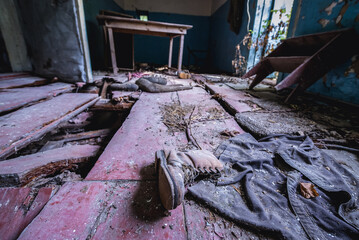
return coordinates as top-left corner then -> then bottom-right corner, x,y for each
1,70 -> 359,240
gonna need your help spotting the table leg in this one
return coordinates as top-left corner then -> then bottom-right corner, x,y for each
168,36 -> 173,68
108,27 -> 118,75
177,35 -> 184,72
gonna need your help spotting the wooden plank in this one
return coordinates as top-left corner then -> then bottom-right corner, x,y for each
168,37 -> 173,68
17,181 -> 186,240
267,56 -> 309,72
87,86 -> 242,181
177,35 -> 184,71
0,144 -> 100,187
51,129 -> 110,141
0,76 -> 50,89
112,28 -> 180,38
0,187 -> 53,240
86,92 -> 188,181
205,83 -> 253,115
106,23 -> 187,37
0,82 -> 74,114
97,15 -> 192,29
0,93 -> 99,160
0,72 -> 30,79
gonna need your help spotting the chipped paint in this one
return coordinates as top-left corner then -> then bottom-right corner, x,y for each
318,18 -> 330,27
345,55 -> 359,78
324,1 -> 337,15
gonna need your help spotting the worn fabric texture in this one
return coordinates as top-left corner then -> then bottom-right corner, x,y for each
227,0 -> 245,34
188,134 -> 359,239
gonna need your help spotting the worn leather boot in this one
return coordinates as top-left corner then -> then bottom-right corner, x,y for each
155,149 -> 223,210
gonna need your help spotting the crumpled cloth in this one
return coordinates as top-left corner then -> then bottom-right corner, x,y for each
227,0 -> 245,34
188,134 -> 359,239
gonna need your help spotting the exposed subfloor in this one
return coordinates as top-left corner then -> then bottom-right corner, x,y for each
1,72 -> 358,239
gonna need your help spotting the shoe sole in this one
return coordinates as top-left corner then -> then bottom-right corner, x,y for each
156,150 -> 179,210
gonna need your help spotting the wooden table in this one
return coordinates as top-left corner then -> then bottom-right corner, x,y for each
97,15 -> 193,74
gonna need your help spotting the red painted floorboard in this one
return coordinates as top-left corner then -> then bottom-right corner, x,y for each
0,93 -> 98,159
86,92 -> 188,181
0,82 -> 74,114
205,84 -> 253,114
0,187 -> 53,240
0,144 -> 100,187
0,76 -> 49,90
18,181 -> 186,240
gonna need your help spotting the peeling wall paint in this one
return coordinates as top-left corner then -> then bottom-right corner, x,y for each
287,0 -> 359,104
209,0 -> 257,73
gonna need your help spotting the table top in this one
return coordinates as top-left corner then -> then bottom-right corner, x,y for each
97,15 -> 193,37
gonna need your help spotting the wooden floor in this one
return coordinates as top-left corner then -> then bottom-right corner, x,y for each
0,73 -> 272,240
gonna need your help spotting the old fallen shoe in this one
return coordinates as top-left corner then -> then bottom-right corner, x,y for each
155,149 -> 223,210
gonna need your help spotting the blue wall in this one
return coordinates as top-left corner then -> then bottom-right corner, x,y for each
83,0 -> 125,70
127,11 -> 210,68
83,0 -> 210,70
209,0 -> 257,73
287,0 -> 359,104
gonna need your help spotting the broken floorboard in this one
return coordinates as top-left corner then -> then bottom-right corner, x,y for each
18,181 -> 186,240
0,82 -> 74,114
0,93 -> 99,160
87,87 -> 243,181
0,187 -> 53,240
0,144 -> 100,187
91,99 -> 134,112
86,91 -> 188,181
205,83 -> 253,115
0,76 -> 51,90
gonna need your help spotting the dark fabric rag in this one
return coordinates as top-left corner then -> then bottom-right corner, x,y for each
227,0 -> 245,34
188,133 -> 359,240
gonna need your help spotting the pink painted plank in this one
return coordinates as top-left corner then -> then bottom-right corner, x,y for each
91,181 -> 186,240
0,187 -> 53,240
18,182 -> 110,240
0,76 -> 49,89
0,93 -> 98,159
88,87 -> 243,181
205,83 -> 253,114
0,83 -> 74,114
0,144 -> 100,187
0,72 -> 30,80
86,92 -> 188,181
19,181 -> 185,240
